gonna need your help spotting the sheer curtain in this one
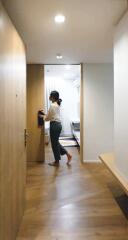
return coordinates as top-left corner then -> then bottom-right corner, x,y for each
45,76 -> 65,135
45,76 -> 62,110
45,76 -> 80,136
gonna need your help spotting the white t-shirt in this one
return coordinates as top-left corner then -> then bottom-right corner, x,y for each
45,102 -> 61,122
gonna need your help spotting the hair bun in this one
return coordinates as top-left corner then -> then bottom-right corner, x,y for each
57,98 -> 62,106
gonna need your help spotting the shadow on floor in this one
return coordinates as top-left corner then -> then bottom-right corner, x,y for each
108,184 -> 128,219
115,194 -> 128,219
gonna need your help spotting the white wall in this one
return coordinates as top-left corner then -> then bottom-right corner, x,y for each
60,78 -> 80,135
114,11 -> 128,181
83,64 -> 114,161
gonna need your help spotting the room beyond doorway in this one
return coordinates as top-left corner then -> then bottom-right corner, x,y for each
44,64 -> 81,162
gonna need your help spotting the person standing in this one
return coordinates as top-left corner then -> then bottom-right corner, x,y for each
44,90 -> 72,167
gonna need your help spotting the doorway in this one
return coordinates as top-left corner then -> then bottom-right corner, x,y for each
44,64 -> 82,162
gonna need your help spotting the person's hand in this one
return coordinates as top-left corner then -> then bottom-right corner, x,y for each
39,110 -> 45,115
42,111 -> 45,116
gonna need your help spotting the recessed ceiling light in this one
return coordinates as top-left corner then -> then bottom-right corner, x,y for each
55,15 -> 65,23
56,54 -> 63,59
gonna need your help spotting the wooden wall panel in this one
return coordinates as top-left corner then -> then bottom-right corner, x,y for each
0,2 -> 26,240
27,64 -> 45,162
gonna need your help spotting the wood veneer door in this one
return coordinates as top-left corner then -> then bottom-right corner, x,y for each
0,2 -> 26,240
27,64 -> 45,162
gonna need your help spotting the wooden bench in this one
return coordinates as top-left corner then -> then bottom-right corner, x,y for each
99,153 -> 128,195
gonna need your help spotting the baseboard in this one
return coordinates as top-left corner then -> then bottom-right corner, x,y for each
83,159 -> 101,163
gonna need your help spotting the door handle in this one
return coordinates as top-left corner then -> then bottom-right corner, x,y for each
24,129 -> 29,146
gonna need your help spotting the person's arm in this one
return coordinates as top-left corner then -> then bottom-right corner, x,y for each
44,106 -> 53,121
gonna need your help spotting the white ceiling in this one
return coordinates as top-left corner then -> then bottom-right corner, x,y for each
2,0 -> 127,64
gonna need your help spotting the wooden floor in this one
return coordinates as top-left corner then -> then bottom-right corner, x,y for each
17,146 -> 128,240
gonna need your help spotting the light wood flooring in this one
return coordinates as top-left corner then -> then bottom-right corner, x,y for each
17,146 -> 128,240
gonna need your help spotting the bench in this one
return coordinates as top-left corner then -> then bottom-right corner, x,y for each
99,153 -> 128,195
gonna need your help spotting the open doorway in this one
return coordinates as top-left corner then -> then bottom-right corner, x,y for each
44,64 -> 81,161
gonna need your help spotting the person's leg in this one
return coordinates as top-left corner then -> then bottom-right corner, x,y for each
49,122 -> 62,166
59,143 -> 72,165
59,143 -> 67,155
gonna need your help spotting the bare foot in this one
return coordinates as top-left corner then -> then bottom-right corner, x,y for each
67,153 -> 72,165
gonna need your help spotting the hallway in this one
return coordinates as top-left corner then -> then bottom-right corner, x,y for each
17,147 -> 128,240
1,1 -> 128,239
